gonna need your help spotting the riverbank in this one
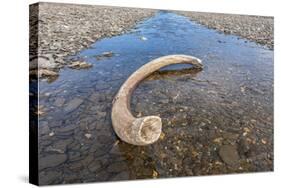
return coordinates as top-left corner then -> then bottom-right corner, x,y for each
29,3 -> 156,77
176,11 -> 274,49
30,3 -> 274,79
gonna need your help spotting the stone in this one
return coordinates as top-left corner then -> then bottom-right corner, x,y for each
219,144 -> 240,165
30,69 -> 59,78
85,133 -> 92,139
51,138 -> 73,153
88,160 -> 102,172
39,154 -> 67,170
39,124 -> 50,135
140,36 -> 147,41
30,57 -> 58,70
39,170 -> 61,185
109,145 -> 122,155
107,161 -> 128,173
54,97 -> 65,107
64,98 -> 83,113
68,61 -> 93,69
56,123 -> 77,133
111,171 -> 129,180
102,51 -> 114,57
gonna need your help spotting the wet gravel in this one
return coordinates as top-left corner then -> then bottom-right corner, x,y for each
29,2 -> 156,75
176,11 -> 274,49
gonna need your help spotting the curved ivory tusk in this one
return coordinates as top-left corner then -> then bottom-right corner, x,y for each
111,55 -> 203,145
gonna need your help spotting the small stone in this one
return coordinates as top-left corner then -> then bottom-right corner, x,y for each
109,145 -> 122,155
261,138 -> 267,144
68,61 -> 92,69
159,132 -> 165,140
107,161 -> 128,173
152,170 -> 158,178
111,171 -> 129,180
39,170 -> 61,185
54,97 -> 65,107
88,160 -> 102,172
39,154 -> 67,170
140,36 -> 147,41
85,133 -> 92,139
30,57 -> 58,70
102,51 -> 114,57
213,137 -> 223,144
30,69 -> 59,78
219,144 -> 240,165
56,123 -> 77,133
64,98 -> 83,113
49,131 -> 55,137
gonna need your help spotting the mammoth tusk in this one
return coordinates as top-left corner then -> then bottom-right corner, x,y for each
111,55 -> 203,146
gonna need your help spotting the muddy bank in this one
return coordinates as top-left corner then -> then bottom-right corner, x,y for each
176,11 -> 273,49
29,3 -> 156,76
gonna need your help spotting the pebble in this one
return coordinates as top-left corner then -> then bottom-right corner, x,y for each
49,131 -> 55,137
140,36 -> 148,41
107,161 -> 128,173
111,171 -> 129,180
39,154 -> 67,170
39,170 -> 61,185
64,98 -> 84,113
88,160 -> 102,172
54,97 -> 66,107
219,144 -> 240,165
85,133 -> 92,139
68,61 -> 93,69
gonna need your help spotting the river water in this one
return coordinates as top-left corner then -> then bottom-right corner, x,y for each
37,12 -> 273,185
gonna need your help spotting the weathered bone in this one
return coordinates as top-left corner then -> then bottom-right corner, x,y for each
111,55 -> 203,146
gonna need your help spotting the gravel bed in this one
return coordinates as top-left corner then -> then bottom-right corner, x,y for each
29,2 -> 156,74
176,11 -> 274,49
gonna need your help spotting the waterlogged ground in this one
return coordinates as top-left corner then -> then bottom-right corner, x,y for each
36,12 -> 273,185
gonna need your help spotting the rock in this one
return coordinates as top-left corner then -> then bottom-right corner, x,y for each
30,69 -> 59,78
48,131 -> 55,137
68,61 -> 93,69
30,57 -> 58,70
56,123 -> 78,133
107,161 -> 128,173
88,160 -> 102,172
85,133 -> 92,139
219,144 -> 240,165
39,154 -> 67,170
102,51 -> 114,57
140,36 -> 147,41
64,98 -> 83,113
109,145 -> 122,155
50,138 -> 73,153
54,97 -> 65,107
97,135 -> 114,144
39,170 -> 61,185
39,124 -> 50,135
111,171 -> 129,180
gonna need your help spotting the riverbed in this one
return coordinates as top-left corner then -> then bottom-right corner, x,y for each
36,11 -> 273,185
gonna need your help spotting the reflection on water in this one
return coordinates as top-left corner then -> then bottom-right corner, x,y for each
36,12 -> 273,185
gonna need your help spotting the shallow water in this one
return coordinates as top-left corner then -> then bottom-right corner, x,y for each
37,11 -> 273,185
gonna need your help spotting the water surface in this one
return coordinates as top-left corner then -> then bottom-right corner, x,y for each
37,12 -> 273,185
